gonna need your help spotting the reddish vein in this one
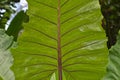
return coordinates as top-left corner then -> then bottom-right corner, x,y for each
57,0 -> 62,80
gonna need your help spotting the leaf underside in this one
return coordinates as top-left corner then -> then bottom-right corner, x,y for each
0,29 -> 14,80
103,34 -> 120,80
11,0 -> 108,80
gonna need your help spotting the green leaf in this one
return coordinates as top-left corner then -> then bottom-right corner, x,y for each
0,77 -> 3,80
103,33 -> 120,80
6,11 -> 29,41
50,73 -> 56,80
0,29 -> 14,80
11,0 -> 108,80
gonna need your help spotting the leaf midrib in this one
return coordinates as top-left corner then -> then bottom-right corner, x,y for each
57,0 -> 62,80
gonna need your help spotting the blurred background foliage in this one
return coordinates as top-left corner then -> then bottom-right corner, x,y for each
99,0 -> 120,79
0,0 -> 29,41
0,0 -> 20,29
99,0 -> 120,49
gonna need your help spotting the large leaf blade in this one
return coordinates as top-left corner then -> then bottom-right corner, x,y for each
11,0 -> 108,80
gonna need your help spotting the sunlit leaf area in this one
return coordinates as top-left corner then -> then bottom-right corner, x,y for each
0,0 -> 120,80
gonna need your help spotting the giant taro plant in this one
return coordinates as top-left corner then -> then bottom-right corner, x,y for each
10,0 -> 108,80
0,0 -> 109,80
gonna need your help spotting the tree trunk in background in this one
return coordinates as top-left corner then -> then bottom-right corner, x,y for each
99,0 -> 120,49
